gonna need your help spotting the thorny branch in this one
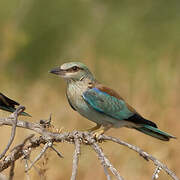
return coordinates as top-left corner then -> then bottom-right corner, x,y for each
100,135 -> 179,180
71,135 -> 81,180
0,106 -> 25,160
0,110 -> 179,180
9,161 -> 15,180
152,166 -> 161,180
25,141 -> 52,172
91,142 -> 124,180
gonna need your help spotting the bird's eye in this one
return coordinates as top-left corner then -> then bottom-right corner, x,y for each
72,66 -> 79,71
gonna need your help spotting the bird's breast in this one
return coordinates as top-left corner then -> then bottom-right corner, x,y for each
67,83 -> 102,121
66,83 -> 87,111
66,82 -> 130,127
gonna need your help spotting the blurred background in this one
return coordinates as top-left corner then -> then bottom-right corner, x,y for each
0,0 -> 180,179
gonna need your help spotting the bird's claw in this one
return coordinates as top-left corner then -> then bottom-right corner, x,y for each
86,124 -> 101,132
93,130 -> 104,139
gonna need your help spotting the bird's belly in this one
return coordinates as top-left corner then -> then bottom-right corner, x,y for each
78,104 -> 110,126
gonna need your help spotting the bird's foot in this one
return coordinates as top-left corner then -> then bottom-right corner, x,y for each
53,127 -> 64,133
93,129 -> 105,139
86,124 -> 101,132
47,125 -> 64,133
92,125 -> 112,139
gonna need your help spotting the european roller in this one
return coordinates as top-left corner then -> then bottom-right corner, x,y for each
0,92 -> 31,117
50,62 -> 175,141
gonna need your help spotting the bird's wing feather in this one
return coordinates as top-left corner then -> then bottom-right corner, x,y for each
0,93 -> 19,108
0,93 -> 31,117
82,85 -> 134,120
95,84 -> 138,113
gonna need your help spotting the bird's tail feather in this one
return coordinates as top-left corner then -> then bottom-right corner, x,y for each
134,125 -> 176,141
0,106 -> 31,117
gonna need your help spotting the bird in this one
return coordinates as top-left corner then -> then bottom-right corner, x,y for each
0,92 -> 31,117
49,62 -> 176,141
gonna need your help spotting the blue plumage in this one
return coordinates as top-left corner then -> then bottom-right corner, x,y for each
83,87 -> 134,120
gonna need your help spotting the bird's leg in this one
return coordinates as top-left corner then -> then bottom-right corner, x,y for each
93,125 -> 112,139
86,124 -> 101,132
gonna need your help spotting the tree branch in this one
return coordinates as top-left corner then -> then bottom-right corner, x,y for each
25,141 -> 52,172
9,161 -> 15,180
100,135 -> 179,180
71,133 -> 81,180
152,166 -> 161,180
91,142 -> 124,180
0,106 -> 25,160
0,115 -> 179,180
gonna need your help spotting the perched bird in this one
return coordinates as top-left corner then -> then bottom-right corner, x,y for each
50,62 -> 175,141
0,92 -> 31,117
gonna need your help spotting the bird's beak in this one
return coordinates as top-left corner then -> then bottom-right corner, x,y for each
49,67 -> 65,76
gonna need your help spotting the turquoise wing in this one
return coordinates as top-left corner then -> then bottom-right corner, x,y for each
82,88 -> 134,120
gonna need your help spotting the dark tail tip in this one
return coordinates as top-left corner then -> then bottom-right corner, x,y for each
126,114 -> 157,128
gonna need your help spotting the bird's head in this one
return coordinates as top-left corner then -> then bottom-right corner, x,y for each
49,62 -> 95,81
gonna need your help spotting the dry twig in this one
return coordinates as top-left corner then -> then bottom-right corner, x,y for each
71,134 -> 81,180
24,159 -> 30,180
50,146 -> 63,158
25,141 -> 52,172
100,135 -> 179,180
152,166 -> 161,180
91,142 -> 124,180
9,161 -> 15,180
0,106 -> 25,160
0,114 -> 179,180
